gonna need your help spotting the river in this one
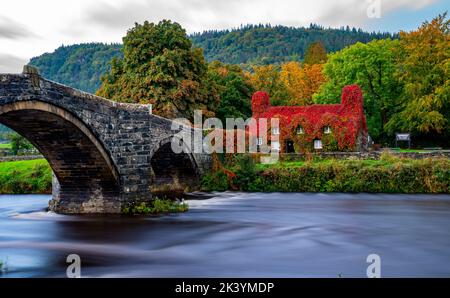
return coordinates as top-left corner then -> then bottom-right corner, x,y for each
1,193 -> 450,277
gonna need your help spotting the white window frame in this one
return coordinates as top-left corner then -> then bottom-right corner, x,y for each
271,141 -> 281,151
272,127 -> 280,135
257,137 -> 263,146
324,126 -> 332,134
314,139 -> 323,150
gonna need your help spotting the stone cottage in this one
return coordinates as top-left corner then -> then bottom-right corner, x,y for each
251,85 -> 368,152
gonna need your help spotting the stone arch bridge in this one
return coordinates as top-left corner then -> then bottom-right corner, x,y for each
0,66 -> 211,214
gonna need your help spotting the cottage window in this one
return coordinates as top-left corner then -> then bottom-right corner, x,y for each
271,141 -> 281,151
257,137 -> 263,146
324,126 -> 332,134
314,139 -> 323,150
272,127 -> 280,135
296,126 -> 304,134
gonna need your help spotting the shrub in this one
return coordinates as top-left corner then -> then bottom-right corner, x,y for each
322,133 -> 339,151
232,154 -> 257,189
122,198 -> 189,215
379,151 -> 400,163
201,171 -> 229,191
202,157 -> 450,194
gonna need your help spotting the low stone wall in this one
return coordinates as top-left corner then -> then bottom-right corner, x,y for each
384,151 -> 450,159
280,151 -> 450,161
0,155 -> 44,162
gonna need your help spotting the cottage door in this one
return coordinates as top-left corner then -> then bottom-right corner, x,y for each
286,140 -> 295,153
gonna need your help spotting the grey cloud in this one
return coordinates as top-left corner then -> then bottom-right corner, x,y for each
81,0 -> 189,28
64,0 -> 441,38
68,0 -> 246,36
315,0 -> 440,29
315,1 -> 369,28
0,53 -> 27,73
0,16 -> 37,40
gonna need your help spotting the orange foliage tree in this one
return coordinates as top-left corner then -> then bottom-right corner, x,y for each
280,62 -> 326,106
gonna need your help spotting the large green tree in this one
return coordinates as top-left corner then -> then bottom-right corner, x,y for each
97,20 -> 219,119
207,61 -> 254,122
314,39 -> 403,142
386,13 -> 450,139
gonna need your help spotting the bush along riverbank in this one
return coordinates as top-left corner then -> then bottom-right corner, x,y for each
122,198 -> 189,215
201,154 -> 450,193
1,155 -> 449,197
0,159 -> 52,194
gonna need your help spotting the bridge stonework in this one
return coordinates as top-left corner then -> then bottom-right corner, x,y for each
0,67 -> 211,214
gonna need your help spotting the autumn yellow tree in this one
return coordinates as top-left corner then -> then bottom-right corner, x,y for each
279,62 -> 303,102
386,13 -> 450,136
247,65 -> 289,105
280,61 -> 326,105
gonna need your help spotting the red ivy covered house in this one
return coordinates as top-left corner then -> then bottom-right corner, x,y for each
251,85 -> 368,153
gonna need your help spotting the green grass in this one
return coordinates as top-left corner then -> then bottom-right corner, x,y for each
0,143 -> 11,149
0,159 -> 52,194
255,159 -> 394,170
122,198 -> 189,215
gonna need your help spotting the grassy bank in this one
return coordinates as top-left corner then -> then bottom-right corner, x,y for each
1,156 -> 448,196
0,159 -> 52,194
202,155 -> 450,193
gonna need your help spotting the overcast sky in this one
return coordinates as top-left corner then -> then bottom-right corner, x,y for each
0,0 -> 447,73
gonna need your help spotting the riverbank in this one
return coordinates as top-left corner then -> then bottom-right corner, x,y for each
0,159 -> 51,194
202,155 -> 450,193
1,156 -> 449,195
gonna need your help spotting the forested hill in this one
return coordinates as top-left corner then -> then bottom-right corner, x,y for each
29,25 -> 394,93
191,24 -> 394,64
29,43 -> 122,93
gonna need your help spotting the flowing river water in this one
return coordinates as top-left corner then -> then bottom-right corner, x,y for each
1,192 -> 450,277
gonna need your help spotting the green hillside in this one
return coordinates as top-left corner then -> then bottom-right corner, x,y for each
191,24 -> 393,65
29,43 -> 123,93
28,25 -> 394,93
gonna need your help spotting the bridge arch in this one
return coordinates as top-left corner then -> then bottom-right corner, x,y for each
149,136 -> 200,190
0,100 -> 121,213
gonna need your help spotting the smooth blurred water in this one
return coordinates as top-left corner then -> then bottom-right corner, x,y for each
1,192 -> 450,277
